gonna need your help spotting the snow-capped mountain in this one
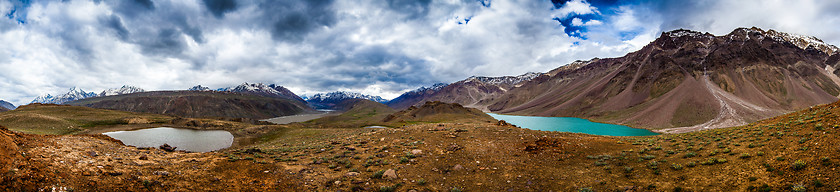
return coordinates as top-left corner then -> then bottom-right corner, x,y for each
764,29 -> 839,55
0,100 -> 15,111
217,83 -> 305,102
99,85 -> 145,97
385,83 -> 449,109
31,87 -> 98,104
305,91 -> 389,104
464,72 -> 543,87
188,85 -> 211,91
408,83 -> 448,94
304,91 -> 389,109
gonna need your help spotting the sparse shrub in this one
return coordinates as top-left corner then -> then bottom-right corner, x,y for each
641,155 -> 656,160
400,157 -> 409,163
756,151 -> 764,156
793,160 -> 807,170
624,166 -> 633,173
670,163 -> 683,170
739,153 -> 751,159
686,161 -> 696,167
578,187 -> 594,192
451,187 -> 462,192
798,138 -> 809,144
792,184 -> 806,192
776,157 -> 786,161
683,152 -> 696,158
417,179 -> 427,185
379,185 -> 397,192
371,170 -> 385,179
647,161 -> 659,170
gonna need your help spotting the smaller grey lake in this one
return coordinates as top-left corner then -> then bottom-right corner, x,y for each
103,127 -> 234,152
488,113 -> 659,136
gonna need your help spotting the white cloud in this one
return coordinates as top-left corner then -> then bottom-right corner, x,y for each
0,0 -> 838,105
552,0 -> 599,19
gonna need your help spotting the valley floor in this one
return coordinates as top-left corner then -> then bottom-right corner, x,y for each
4,102 -> 840,191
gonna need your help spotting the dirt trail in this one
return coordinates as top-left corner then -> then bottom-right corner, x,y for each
658,76 -> 769,133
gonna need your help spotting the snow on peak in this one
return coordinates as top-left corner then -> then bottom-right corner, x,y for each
219,82 -> 282,94
766,29 -> 839,55
465,72 -> 543,86
99,85 -> 145,97
31,87 -> 97,104
306,91 -> 389,103
664,29 -> 712,39
0,100 -> 15,110
217,82 -> 304,101
188,85 -> 211,91
410,83 -> 448,93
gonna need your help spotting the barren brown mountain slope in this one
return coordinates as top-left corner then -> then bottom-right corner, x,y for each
489,27 -> 840,130
386,73 -> 541,111
383,101 -> 496,124
66,91 -> 312,119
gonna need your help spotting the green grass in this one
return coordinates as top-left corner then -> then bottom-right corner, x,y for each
0,104 -> 173,135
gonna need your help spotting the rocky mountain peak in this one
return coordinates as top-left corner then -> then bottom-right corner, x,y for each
305,91 -> 388,104
31,87 -> 97,104
188,85 -> 211,91
465,72 -> 543,86
663,29 -> 713,39
99,85 -> 145,97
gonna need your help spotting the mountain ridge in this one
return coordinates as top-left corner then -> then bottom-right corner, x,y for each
304,91 -> 389,109
486,27 -> 840,132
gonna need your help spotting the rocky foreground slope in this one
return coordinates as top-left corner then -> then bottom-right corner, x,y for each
3,99 -> 840,191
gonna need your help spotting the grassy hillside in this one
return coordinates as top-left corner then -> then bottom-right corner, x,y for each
302,99 -> 397,128
0,104 -> 173,135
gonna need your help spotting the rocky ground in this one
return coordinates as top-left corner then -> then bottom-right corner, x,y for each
3,101 -> 840,191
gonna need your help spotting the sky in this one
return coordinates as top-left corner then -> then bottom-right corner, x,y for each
1,0 -> 840,105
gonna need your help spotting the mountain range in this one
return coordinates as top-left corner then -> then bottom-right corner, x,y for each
386,27 -> 840,132
385,72 -> 542,111
304,91 -> 389,109
215,83 -> 306,103
17,27 -> 840,132
31,87 -> 99,104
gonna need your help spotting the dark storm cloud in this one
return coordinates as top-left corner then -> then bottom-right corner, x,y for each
302,45 -> 436,92
110,0 -> 155,18
137,28 -> 186,56
259,0 -> 337,42
386,0 -> 432,20
169,12 -> 205,44
100,15 -> 129,41
202,0 -> 237,19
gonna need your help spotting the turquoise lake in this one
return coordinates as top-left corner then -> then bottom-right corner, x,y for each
487,113 -> 659,136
